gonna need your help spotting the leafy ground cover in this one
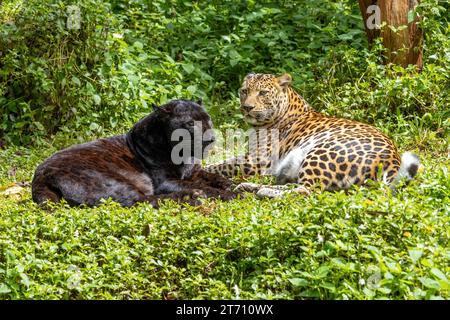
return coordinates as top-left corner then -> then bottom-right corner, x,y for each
0,0 -> 449,299
0,122 -> 448,299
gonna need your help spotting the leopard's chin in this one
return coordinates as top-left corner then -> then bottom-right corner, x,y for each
244,115 -> 266,126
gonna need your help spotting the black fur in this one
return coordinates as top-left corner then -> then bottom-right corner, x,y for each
32,99 -> 238,207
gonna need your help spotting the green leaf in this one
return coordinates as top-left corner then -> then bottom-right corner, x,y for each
182,64 -> 195,74
93,94 -> 101,106
419,277 -> 440,289
363,287 -> 375,297
430,268 -> 447,281
316,265 -> 330,278
338,33 -> 354,41
0,284 -> 11,294
33,121 -> 45,131
187,85 -> 197,94
408,249 -> 423,263
89,122 -> 99,131
21,274 -> 31,287
133,41 -> 143,50
110,117 -> 118,128
386,261 -> 401,273
377,287 -> 392,294
289,278 -> 309,287
366,245 -> 381,257
319,282 -> 336,292
72,76 -> 81,86
407,10 -> 415,24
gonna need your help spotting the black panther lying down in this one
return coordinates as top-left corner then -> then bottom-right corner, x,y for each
32,99 -> 238,207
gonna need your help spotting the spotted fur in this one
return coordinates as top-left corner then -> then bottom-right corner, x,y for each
206,73 -> 420,194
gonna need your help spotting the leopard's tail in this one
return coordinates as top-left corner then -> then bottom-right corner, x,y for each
391,152 -> 421,187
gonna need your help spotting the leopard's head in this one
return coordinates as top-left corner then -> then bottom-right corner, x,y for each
239,73 -> 292,126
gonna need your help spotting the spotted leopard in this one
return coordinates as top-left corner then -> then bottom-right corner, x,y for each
206,73 -> 420,197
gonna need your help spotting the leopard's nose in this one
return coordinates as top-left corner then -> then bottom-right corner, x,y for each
242,104 -> 254,112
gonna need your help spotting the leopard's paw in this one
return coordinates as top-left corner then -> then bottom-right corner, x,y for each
234,182 -> 261,193
256,187 -> 285,199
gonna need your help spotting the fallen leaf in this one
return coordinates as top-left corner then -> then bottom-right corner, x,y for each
0,184 -> 26,201
198,202 -> 217,216
3,185 -> 24,195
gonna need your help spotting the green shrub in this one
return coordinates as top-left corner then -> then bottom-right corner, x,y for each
0,0 -> 449,146
0,0 -> 197,144
1,0 -> 116,143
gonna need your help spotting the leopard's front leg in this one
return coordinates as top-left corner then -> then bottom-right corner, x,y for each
205,155 -> 272,177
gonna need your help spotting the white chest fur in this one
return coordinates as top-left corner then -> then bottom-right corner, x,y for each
272,131 -> 333,184
273,143 -> 314,183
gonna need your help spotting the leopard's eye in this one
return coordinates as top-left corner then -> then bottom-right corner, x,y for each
259,90 -> 269,96
240,88 -> 248,95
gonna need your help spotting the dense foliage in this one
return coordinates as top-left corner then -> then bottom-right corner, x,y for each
1,0 -> 449,144
0,0 -> 449,300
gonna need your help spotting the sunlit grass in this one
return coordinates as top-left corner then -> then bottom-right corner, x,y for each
0,117 -> 448,300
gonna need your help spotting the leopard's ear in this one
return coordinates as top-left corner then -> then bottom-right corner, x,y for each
196,98 -> 203,106
277,73 -> 292,88
244,73 -> 256,81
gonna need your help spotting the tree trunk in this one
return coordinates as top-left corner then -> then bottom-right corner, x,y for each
359,0 -> 423,70
358,0 -> 380,47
